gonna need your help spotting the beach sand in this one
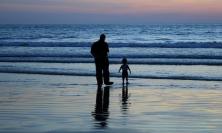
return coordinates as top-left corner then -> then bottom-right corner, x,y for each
0,73 -> 222,133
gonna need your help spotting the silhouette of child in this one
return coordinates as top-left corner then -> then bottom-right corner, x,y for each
119,58 -> 131,84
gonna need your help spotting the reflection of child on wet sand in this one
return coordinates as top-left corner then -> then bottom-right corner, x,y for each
119,58 -> 131,84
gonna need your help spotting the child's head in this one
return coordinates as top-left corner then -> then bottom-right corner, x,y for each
122,58 -> 127,65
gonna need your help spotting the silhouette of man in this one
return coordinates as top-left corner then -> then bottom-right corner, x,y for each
91,34 -> 113,87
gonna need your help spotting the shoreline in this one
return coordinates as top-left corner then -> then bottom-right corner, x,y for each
0,71 -> 222,82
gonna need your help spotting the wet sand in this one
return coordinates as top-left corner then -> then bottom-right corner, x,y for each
0,73 -> 222,133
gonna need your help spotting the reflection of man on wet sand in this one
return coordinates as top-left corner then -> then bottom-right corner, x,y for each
91,34 -> 113,87
92,86 -> 110,127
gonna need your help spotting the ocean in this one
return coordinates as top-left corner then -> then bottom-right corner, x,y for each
0,24 -> 222,81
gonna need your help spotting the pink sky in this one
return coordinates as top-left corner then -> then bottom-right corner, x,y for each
0,0 -> 222,24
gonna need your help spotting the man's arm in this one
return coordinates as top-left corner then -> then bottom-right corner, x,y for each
106,42 -> 109,53
91,44 -> 95,57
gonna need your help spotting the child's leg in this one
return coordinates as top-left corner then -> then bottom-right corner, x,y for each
122,76 -> 125,84
126,76 -> 128,83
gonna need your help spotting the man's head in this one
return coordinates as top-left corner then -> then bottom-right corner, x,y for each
100,34 -> 106,42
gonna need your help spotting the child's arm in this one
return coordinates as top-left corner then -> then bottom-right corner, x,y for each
128,65 -> 131,74
119,66 -> 122,73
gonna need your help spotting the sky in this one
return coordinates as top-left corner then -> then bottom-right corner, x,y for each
0,0 -> 222,24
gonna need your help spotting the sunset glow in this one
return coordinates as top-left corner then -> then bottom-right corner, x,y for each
0,0 -> 222,24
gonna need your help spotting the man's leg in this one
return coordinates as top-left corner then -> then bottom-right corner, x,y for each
95,59 -> 103,86
103,58 -> 110,84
